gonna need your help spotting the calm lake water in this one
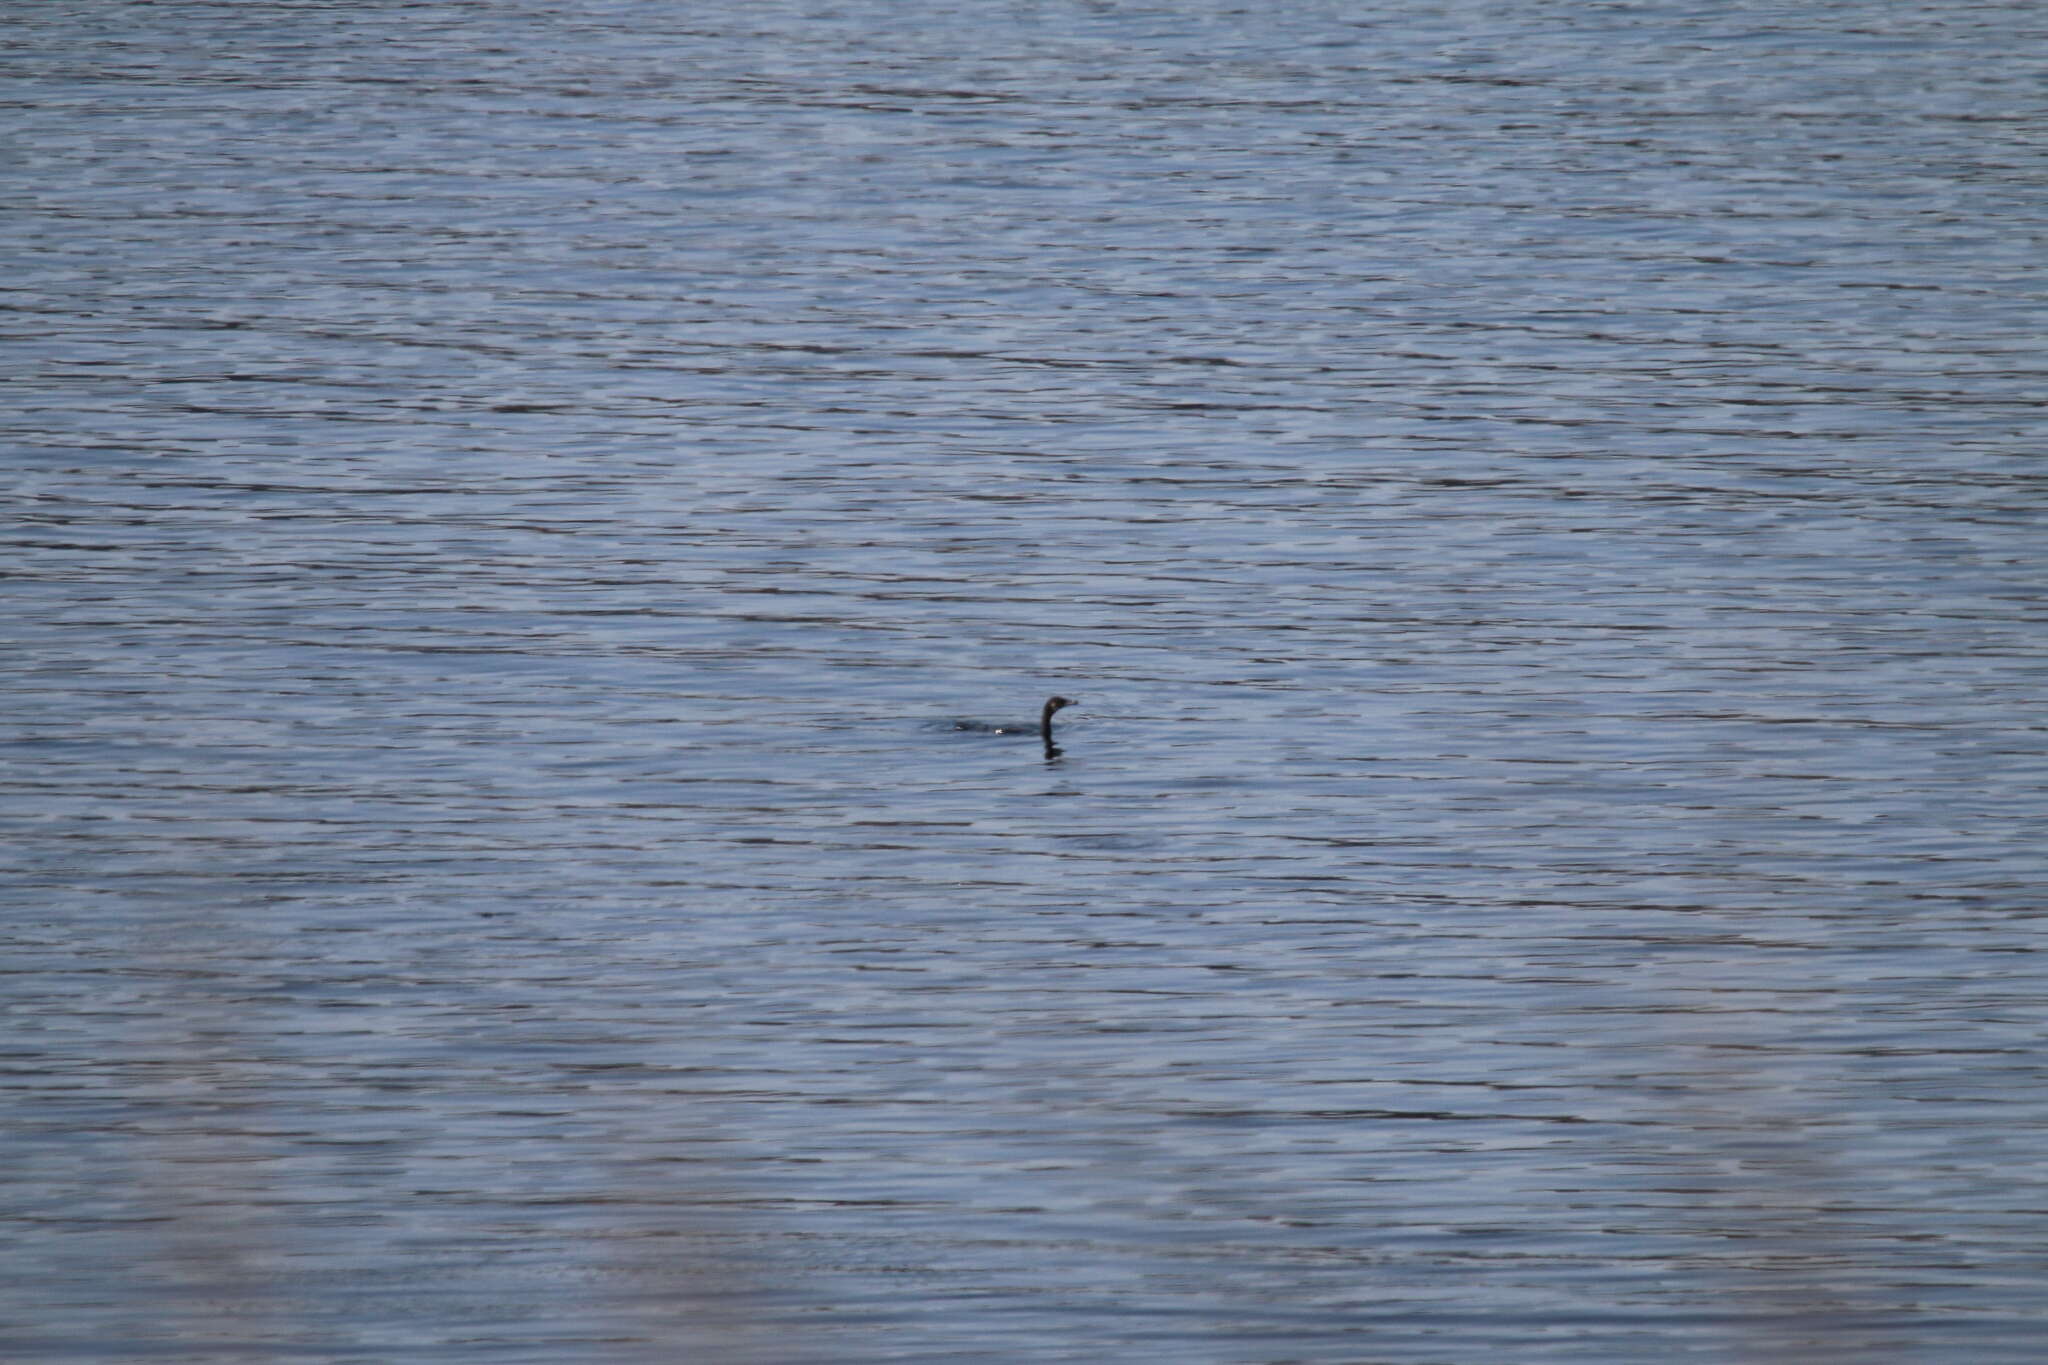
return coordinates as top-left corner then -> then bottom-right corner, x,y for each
6,1 -> 2047,1360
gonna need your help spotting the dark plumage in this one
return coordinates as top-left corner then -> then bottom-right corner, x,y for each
952,695 -> 1077,742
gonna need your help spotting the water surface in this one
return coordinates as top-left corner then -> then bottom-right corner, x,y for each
5,1 -> 2047,1360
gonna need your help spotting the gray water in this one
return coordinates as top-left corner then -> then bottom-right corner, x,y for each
6,1 -> 2048,1361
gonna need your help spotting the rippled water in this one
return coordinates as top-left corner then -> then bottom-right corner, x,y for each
7,1 -> 2048,1360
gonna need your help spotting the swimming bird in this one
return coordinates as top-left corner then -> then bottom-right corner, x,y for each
952,695 -> 1077,743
